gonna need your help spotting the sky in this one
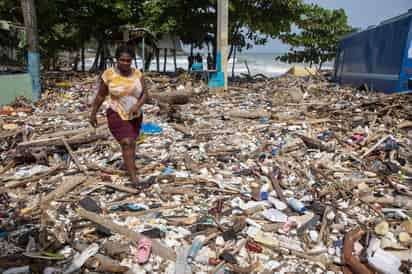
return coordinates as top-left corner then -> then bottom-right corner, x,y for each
248,0 -> 412,53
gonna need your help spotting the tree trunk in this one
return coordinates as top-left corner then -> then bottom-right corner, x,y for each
156,48 -> 160,72
163,49 -> 167,73
90,40 -> 103,72
212,34 -> 217,69
21,0 -> 41,102
228,25 -> 240,61
228,43 -> 234,61
81,43 -> 85,72
145,49 -> 153,71
188,44 -> 193,71
319,61 -> 324,71
99,43 -> 109,71
173,49 -> 177,72
72,52 -> 79,71
52,56 -> 57,71
232,46 -> 237,78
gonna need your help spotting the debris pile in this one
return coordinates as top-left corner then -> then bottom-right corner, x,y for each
1,72 -> 412,273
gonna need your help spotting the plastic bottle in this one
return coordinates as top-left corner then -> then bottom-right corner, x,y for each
287,198 -> 306,213
187,236 -> 204,263
175,247 -> 191,274
260,183 -> 270,200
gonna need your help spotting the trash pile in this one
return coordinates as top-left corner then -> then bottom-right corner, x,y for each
1,71 -> 412,274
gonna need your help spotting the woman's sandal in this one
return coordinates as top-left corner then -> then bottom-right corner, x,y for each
136,237 -> 152,264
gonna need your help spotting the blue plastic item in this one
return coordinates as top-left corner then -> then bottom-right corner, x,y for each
0,231 -> 8,238
334,10 -> 412,93
163,165 -> 174,175
141,123 -> 163,134
191,63 -> 203,71
110,204 -> 148,212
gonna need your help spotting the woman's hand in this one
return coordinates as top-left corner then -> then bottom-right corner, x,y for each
90,112 -> 98,128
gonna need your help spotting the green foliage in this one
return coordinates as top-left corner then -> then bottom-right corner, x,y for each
0,0 -> 351,71
278,4 -> 355,69
141,0 -> 304,58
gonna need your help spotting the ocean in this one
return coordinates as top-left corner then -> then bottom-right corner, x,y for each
86,52 -> 333,77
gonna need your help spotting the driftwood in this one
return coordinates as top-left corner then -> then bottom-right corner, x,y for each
63,138 -> 88,175
269,167 -> 287,204
41,175 -> 88,207
0,160 -> 16,175
87,254 -> 130,273
172,123 -> 192,136
149,90 -> 192,105
74,243 -> 130,273
77,207 -> 176,261
295,134 -> 334,153
4,163 -> 64,188
86,163 -> 127,176
318,206 -> 331,245
17,134 -> 108,149
227,109 -> 272,119
99,182 -> 139,194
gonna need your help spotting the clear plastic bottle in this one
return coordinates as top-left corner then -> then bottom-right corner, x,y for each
187,236 -> 204,263
175,247 -> 191,274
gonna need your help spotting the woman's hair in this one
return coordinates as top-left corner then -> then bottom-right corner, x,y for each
115,43 -> 136,59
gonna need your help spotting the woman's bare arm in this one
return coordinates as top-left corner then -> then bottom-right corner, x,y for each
90,78 -> 109,127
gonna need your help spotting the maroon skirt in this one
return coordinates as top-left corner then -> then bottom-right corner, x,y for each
107,108 -> 143,142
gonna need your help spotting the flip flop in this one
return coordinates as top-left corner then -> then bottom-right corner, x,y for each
136,237 -> 152,264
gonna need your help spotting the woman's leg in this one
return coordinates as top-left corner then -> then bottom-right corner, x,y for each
119,138 -> 139,184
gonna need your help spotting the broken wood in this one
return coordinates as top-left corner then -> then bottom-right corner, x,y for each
296,134 -> 334,153
172,123 -> 192,136
269,167 -> 287,203
17,134 -> 108,149
318,206 -> 331,245
0,160 -> 16,175
99,182 -> 139,194
41,175 -> 88,206
227,109 -> 271,119
62,138 -> 88,175
4,163 -> 64,188
149,90 -> 192,105
76,207 -> 176,261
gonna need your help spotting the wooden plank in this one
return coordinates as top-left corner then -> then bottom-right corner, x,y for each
269,168 -> 287,204
62,138 -> 88,175
41,175 -> 88,206
99,182 -> 139,194
77,207 -> 176,261
17,134 -> 108,148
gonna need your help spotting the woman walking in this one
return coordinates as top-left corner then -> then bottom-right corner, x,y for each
90,44 -> 147,186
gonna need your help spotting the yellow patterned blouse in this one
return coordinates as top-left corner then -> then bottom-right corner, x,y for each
101,67 -> 143,120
